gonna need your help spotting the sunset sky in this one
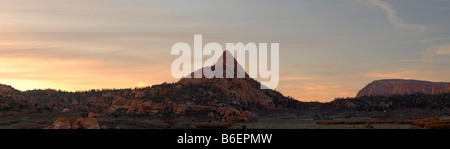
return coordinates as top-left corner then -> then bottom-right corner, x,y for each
1,0 -> 450,102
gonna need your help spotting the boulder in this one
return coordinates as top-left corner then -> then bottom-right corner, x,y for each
74,118 -> 100,129
88,112 -> 99,118
47,118 -> 71,129
61,109 -> 70,113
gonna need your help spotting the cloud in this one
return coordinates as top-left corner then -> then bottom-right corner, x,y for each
414,44 -> 450,62
362,69 -> 450,83
422,44 -> 437,61
435,44 -> 450,55
399,43 -> 450,62
346,37 -> 450,51
367,0 -> 427,31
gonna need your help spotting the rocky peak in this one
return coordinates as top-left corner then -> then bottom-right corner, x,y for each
179,50 -> 248,82
356,79 -> 448,97
214,50 -> 248,78
178,50 -> 281,110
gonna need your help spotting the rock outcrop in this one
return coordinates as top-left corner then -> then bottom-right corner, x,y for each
88,112 -> 99,118
61,109 -> 71,113
46,118 -> 71,129
74,118 -> 100,129
46,117 -> 100,129
178,50 -> 281,110
356,79 -> 448,97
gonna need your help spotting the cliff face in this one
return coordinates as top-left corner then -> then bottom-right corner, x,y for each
356,79 -> 448,97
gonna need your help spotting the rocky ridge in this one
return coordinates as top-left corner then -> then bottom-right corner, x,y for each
1,50 -> 300,122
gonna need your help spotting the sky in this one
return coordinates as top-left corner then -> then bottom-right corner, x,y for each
1,0 -> 450,102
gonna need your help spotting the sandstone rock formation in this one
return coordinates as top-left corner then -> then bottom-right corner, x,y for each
356,79 -> 448,97
178,51 -> 281,110
61,109 -> 71,113
47,118 -> 71,129
46,117 -> 100,129
74,118 -> 100,129
88,112 -> 99,118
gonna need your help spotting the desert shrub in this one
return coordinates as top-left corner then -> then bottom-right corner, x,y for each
21,111 -> 35,116
365,123 -> 374,129
369,120 -> 386,124
330,92 -> 450,111
345,120 -> 367,124
411,120 -> 426,128
162,120 -> 174,125
282,117 -> 295,120
316,120 -> 367,125
36,107 -> 52,113
195,122 -> 233,129
424,117 -> 440,122
125,121 -> 134,125
410,118 -> 449,128
35,121 -> 47,125
316,121 -> 343,125
181,123 -> 191,127
392,119 -> 411,124
0,106 -> 11,111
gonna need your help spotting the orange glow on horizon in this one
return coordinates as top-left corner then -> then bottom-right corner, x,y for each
0,56 -> 177,92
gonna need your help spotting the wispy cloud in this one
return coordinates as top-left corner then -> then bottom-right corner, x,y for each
399,43 -> 450,62
367,0 -> 427,31
435,44 -> 450,55
346,36 -> 450,51
362,69 -> 450,83
363,70 -> 418,79
419,44 -> 450,62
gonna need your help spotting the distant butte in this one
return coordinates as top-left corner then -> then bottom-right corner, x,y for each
356,79 -> 448,97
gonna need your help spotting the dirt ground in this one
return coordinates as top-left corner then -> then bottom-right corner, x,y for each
1,109 -> 449,129
232,109 -> 450,129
